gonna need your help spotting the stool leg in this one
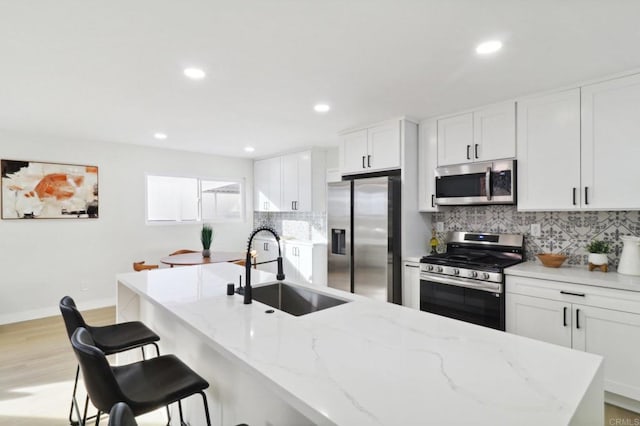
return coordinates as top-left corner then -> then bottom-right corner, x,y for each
178,400 -> 185,425
68,364 -> 80,425
152,342 -> 160,357
141,346 -> 146,361
94,411 -> 101,426
82,395 -> 90,426
200,391 -> 212,426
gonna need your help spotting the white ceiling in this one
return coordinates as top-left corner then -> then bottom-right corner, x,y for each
1,1 -> 640,158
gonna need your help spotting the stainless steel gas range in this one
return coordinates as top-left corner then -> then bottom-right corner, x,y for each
419,231 -> 524,330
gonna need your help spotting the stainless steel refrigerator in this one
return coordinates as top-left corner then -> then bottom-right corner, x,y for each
327,175 -> 401,304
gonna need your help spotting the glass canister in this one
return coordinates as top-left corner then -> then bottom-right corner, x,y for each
618,235 -> 640,276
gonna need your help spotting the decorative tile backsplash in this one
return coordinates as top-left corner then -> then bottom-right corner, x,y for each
433,206 -> 640,267
254,211 -> 327,242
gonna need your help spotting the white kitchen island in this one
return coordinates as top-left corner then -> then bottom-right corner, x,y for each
117,263 -> 603,426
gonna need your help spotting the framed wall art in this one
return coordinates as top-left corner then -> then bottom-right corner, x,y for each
1,159 -> 99,219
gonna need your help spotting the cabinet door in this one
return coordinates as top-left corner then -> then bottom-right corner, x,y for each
341,129 -> 368,174
418,119 -> 438,212
437,113 -> 473,166
253,159 -> 271,212
367,121 -> 400,171
296,152 -> 312,211
283,243 -> 300,284
402,262 -> 420,309
473,101 -> 516,161
281,154 -> 298,212
516,89 -> 581,210
581,73 -> 640,210
573,304 -> 640,401
267,157 -> 282,211
506,293 -> 572,348
254,238 -> 278,274
295,244 -> 313,285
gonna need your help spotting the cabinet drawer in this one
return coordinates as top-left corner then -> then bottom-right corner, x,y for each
506,275 -> 640,315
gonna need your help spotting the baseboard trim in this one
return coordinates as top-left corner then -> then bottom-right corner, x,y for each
606,391 -> 640,414
0,297 -> 115,325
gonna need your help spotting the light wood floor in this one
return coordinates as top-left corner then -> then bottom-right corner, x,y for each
1,308 -> 640,425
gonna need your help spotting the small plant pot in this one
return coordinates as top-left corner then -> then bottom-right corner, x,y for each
588,253 -> 608,266
202,249 -> 211,258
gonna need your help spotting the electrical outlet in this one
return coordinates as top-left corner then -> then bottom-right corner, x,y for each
436,222 -> 444,232
530,223 -> 541,237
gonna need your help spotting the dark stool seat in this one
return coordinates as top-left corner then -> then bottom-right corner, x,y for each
112,355 -> 209,416
72,327 -> 211,425
90,321 -> 160,355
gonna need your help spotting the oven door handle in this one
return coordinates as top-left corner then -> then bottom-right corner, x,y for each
421,273 -> 502,294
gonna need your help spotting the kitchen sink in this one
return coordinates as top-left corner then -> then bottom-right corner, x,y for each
252,282 -> 350,316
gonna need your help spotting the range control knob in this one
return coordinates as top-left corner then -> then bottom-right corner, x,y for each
427,265 -> 434,272
482,272 -> 490,280
470,271 -> 478,278
453,268 -> 460,276
436,266 -> 444,273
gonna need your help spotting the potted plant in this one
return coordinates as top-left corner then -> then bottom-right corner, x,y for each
586,240 -> 610,266
201,224 -> 213,258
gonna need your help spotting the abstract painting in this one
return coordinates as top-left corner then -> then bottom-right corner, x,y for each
1,159 -> 98,219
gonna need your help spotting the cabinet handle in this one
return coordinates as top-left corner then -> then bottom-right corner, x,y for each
584,187 -> 589,205
431,194 -> 435,208
264,242 -> 268,251
563,306 -> 567,327
474,144 -> 479,159
560,290 -> 585,297
572,188 -> 576,206
362,156 -> 366,169
295,201 -> 298,210
466,145 -> 471,160
576,309 -> 581,329
367,155 -> 371,168
405,264 -> 419,268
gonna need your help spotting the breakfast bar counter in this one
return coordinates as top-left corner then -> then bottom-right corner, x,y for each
117,263 -> 603,426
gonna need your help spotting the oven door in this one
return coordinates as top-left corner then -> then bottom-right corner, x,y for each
434,159 -> 516,206
420,273 -> 505,331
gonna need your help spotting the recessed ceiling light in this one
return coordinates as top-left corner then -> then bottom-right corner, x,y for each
314,103 -> 331,113
475,40 -> 503,55
183,68 -> 206,80
154,133 -> 167,140
244,146 -> 255,153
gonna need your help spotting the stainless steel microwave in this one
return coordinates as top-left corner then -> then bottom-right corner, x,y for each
434,159 -> 516,206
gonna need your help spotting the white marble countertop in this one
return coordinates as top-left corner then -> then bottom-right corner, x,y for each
117,263 -> 603,426
506,261 -> 640,292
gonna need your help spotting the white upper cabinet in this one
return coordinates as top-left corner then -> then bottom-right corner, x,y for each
367,121 -> 401,171
581,73 -> 640,210
517,72 -> 640,211
436,113 -> 473,166
254,149 -> 326,213
281,151 -> 312,212
341,129 -> 368,174
437,101 -> 515,166
340,120 -> 400,175
516,89 -> 581,210
473,102 -> 516,161
418,118 -> 438,212
254,156 -> 282,212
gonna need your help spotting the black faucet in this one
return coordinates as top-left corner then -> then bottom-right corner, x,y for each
243,226 -> 285,304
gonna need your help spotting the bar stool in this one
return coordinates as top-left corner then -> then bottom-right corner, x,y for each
72,327 -> 211,426
59,296 -> 160,425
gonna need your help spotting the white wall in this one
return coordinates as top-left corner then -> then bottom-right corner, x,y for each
0,129 -> 254,324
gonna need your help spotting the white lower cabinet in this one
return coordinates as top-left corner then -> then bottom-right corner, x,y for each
254,238 -> 326,286
402,261 -> 420,310
507,275 -> 640,402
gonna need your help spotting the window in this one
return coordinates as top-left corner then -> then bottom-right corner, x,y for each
146,175 -> 244,223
